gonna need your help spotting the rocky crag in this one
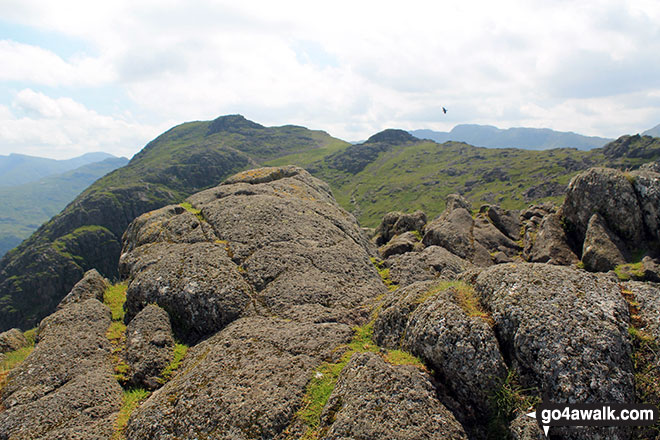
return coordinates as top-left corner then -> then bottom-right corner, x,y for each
0,165 -> 658,439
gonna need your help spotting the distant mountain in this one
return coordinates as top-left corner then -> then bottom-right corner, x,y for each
0,152 -> 116,187
410,124 -> 612,150
0,157 -> 129,257
643,123 -> 660,137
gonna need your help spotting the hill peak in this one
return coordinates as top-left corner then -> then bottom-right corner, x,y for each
366,129 -> 417,145
207,114 -> 264,135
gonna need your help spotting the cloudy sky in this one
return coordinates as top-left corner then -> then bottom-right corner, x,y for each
1,0 -> 659,159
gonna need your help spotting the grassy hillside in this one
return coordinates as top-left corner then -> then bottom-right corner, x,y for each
0,157 -> 129,257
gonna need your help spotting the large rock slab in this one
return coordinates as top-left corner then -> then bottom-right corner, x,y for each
562,167 -> 645,249
56,268 -> 108,310
386,245 -> 472,287
0,298 -> 121,439
581,213 -> 628,272
124,304 -> 175,390
475,263 -> 634,439
524,212 -> 578,266
318,352 -> 468,440
125,317 -> 353,440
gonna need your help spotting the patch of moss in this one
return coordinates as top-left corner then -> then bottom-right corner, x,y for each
180,202 -> 205,223
104,283 -> 130,382
384,349 -> 427,371
159,342 -> 189,384
370,257 -> 397,291
112,387 -> 151,440
104,282 -> 128,321
615,262 -> 645,281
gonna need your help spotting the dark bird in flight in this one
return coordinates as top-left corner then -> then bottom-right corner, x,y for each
442,107 -> 447,114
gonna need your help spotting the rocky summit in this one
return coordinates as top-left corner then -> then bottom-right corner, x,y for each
0,164 -> 659,440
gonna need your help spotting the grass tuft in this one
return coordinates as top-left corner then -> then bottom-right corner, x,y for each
370,257 -> 398,291
488,369 -> 540,439
180,202 -> 205,223
159,342 -> 189,384
104,283 -> 130,382
112,387 -> 151,440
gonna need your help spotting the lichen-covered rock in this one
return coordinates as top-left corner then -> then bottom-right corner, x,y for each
483,205 -> 522,241
122,242 -> 254,342
124,304 -> 175,389
318,352 -> 468,440
423,207 -> 492,266
525,213 -> 578,265
0,328 -> 28,353
125,317 -> 353,440
121,204 -> 218,253
56,268 -> 108,310
375,210 -> 426,246
581,213 -> 627,272
475,263 -> 634,439
473,214 -> 522,258
386,245 -> 472,287
562,167 -> 645,248
374,280 -> 506,422
0,298 -> 121,438
630,169 -> 660,242
379,231 -> 420,258
624,281 -> 660,340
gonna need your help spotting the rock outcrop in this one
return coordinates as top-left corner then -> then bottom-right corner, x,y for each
0,328 -> 28,354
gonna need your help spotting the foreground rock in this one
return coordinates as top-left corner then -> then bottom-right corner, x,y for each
0,275 -> 121,438
0,328 -> 28,354
385,245 -> 472,287
57,268 -> 108,310
318,352 -> 468,440
124,304 -> 175,390
475,263 -> 634,439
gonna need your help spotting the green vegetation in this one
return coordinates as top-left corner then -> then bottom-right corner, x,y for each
488,369 -> 540,439
113,388 -> 151,440
384,349 -> 427,370
614,262 -> 645,281
370,257 -> 397,291
0,327 -> 37,391
414,280 -> 489,320
104,283 -> 129,382
159,342 -> 189,384
180,202 -> 205,223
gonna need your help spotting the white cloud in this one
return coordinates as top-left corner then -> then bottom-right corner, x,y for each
0,0 -> 659,150
0,89 -> 162,159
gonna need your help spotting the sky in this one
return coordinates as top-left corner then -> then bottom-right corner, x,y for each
1,0 -> 660,160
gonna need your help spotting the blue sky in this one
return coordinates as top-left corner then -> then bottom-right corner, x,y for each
1,0 -> 659,159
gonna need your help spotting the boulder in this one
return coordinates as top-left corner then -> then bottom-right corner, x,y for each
423,208 -> 492,266
445,194 -> 472,213
386,246 -> 472,288
379,231 -> 420,259
475,263 -> 634,439
524,213 -> 578,265
581,213 -> 628,272
0,298 -> 121,438
509,413 -> 545,440
122,242 -> 254,342
0,328 -> 28,354
318,352 -> 468,440
473,215 -> 522,258
630,169 -> 660,243
374,210 -> 427,246
561,167 -> 645,249
374,280 -> 507,422
124,304 -> 175,390
57,268 -> 108,310
125,317 -> 353,440
482,205 -> 522,241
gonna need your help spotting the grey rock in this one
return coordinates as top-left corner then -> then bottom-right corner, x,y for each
125,317 -> 353,440
582,213 -> 628,272
561,167 -> 645,248
475,264 -> 634,439
484,205 -> 522,241
445,194 -> 472,213
473,214 -> 522,258
642,256 -> 660,282
423,207 -> 493,266
0,328 -> 28,354
318,352 -> 468,440
525,213 -> 579,265
624,281 -> 660,341
57,268 -> 108,310
0,298 -> 121,438
121,204 -> 219,253
509,413 -> 545,440
630,169 -> 660,243
375,210 -> 427,246
374,280 -> 507,421
122,242 -> 253,342
379,231 -> 420,258
125,304 -> 175,390
386,246 -> 472,287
